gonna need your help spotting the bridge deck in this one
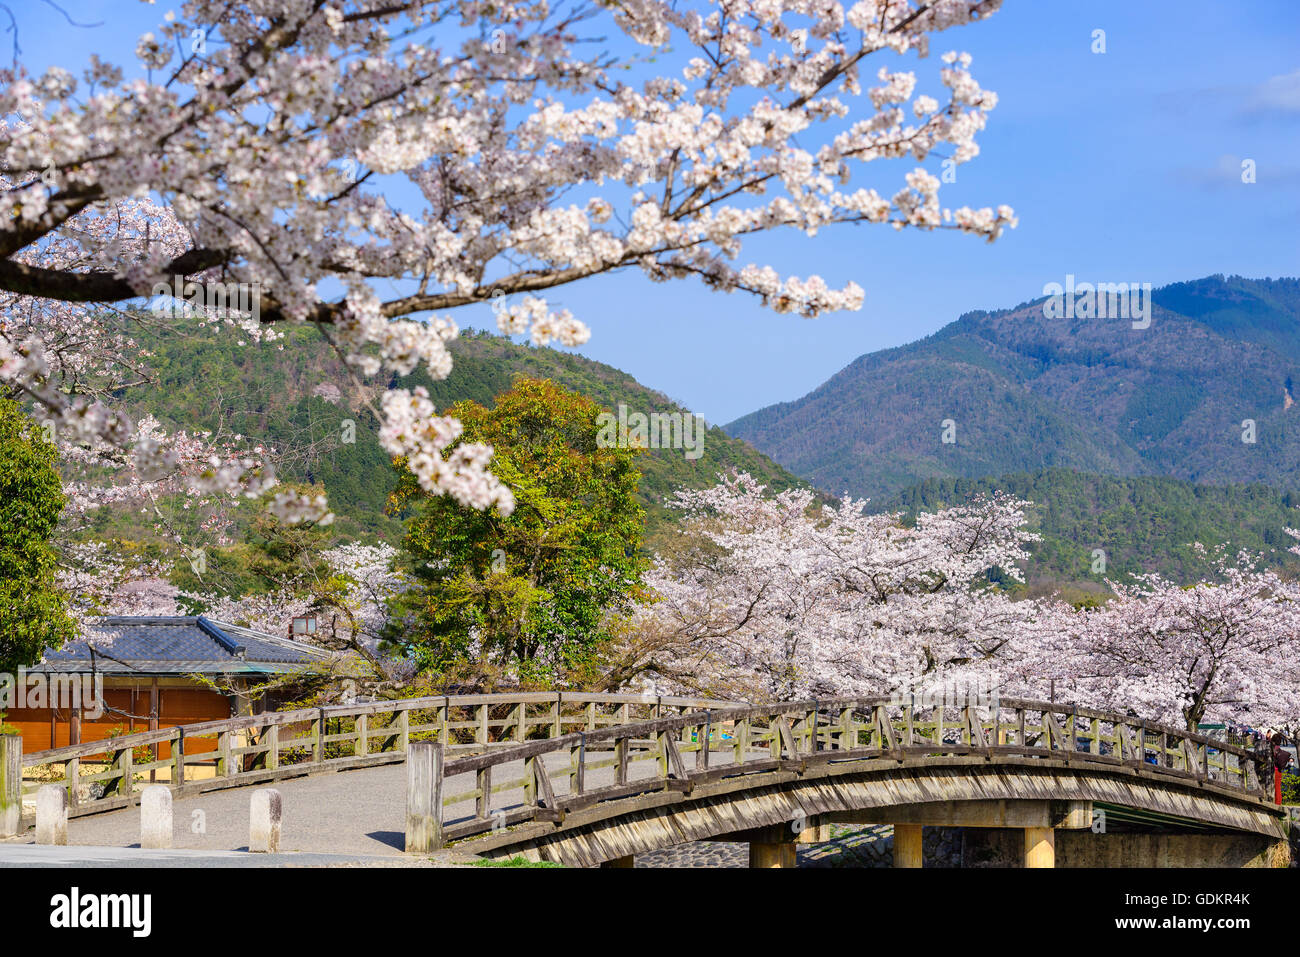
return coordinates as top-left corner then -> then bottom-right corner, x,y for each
17,751 -> 615,857
9,693 -> 1283,868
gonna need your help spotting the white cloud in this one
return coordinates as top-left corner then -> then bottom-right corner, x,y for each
1248,69 -> 1300,113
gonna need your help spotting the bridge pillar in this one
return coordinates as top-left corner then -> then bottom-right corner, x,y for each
1024,827 -> 1055,868
749,841 -> 797,868
893,823 -> 923,868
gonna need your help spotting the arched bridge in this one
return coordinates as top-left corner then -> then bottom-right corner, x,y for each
9,693 -> 1290,868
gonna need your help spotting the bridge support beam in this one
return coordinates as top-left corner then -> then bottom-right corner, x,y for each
713,820 -> 828,844
893,823 -> 923,868
749,841 -> 797,868
721,820 -> 823,867
1024,827 -> 1055,868
835,799 -> 1092,830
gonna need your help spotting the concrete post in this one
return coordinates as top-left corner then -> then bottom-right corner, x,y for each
893,823 -> 923,868
140,784 -> 172,849
1024,826 -> 1055,868
405,741 -> 444,853
35,784 -> 67,845
249,788 -> 281,853
0,735 -> 20,837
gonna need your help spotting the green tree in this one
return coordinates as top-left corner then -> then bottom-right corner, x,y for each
0,399 -> 75,672
245,482 -> 336,592
388,378 -> 648,687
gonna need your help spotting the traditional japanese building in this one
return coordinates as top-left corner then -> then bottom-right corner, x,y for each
4,615 -> 331,754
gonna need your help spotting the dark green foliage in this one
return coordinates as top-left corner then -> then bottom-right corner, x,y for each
1282,773 -> 1299,805
389,379 -> 649,687
1153,275 -> 1300,364
889,468 -> 1300,585
0,399 -> 75,671
472,855 -> 564,867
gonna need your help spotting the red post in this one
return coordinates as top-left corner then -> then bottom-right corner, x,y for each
1275,768 -> 1283,805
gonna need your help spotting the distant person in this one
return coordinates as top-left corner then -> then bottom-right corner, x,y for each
1271,732 -> 1293,774
1260,731 -> 1292,803
1253,731 -> 1275,788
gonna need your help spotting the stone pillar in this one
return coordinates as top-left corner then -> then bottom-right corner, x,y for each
600,855 -> 636,868
0,735 -> 20,838
250,788 -> 282,853
893,823 -> 923,868
749,841 -> 797,868
405,742 -> 444,853
1024,826 -> 1055,868
36,784 -> 68,845
140,784 -> 172,849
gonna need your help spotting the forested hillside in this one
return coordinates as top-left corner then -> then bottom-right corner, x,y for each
85,322 -> 804,542
729,276 -> 1300,503
888,468 -> 1300,585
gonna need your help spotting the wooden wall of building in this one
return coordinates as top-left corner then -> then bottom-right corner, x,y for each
4,679 -> 231,755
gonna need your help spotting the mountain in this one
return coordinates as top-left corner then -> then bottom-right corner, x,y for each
87,323 -> 804,543
727,275 -> 1300,503
888,468 -> 1300,587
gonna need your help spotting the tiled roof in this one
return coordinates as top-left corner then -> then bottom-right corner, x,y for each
34,616 -> 331,675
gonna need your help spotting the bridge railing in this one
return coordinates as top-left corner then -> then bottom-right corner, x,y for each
16,692 -> 732,820
425,696 -> 1269,848
16,691 -> 1268,829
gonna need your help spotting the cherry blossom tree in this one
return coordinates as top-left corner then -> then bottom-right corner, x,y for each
623,471 -> 1041,700
59,534 -> 412,693
1020,546 -> 1300,732
189,540 -> 413,692
59,541 -> 181,621
0,0 -> 1014,526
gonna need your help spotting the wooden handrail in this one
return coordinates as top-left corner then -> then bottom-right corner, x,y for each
438,696 -> 1262,780
17,690 -> 1270,828
21,691 -> 733,765
423,696 -> 1280,849
17,691 -> 733,817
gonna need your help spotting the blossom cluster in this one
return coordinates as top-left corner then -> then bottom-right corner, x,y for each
633,475 -> 1300,732
0,0 -> 1012,524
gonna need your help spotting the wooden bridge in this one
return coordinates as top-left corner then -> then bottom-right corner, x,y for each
6,692 -> 1291,868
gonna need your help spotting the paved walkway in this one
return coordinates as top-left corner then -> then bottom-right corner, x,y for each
17,752 -> 598,858
13,750 -> 905,867
0,842 -> 452,868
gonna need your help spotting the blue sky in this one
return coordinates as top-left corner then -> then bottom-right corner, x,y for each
14,1 -> 1300,423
